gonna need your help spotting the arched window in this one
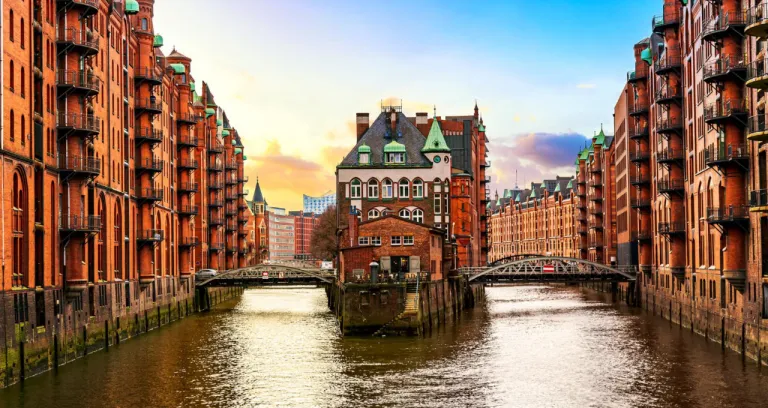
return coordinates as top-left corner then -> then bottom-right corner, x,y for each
9,110 -> 15,141
398,178 -> 409,198
382,179 -> 393,198
350,179 -> 361,198
399,208 -> 411,219
20,115 -> 25,146
114,202 -> 122,281
98,196 -> 107,281
20,18 -> 24,49
367,178 -> 379,198
9,60 -> 14,91
9,10 -> 14,42
12,171 -> 27,287
412,209 -> 424,223
141,18 -> 148,31
20,67 -> 24,97
368,209 -> 380,219
412,179 -> 424,198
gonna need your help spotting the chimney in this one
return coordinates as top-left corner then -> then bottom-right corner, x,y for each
356,113 -> 369,141
416,112 -> 429,136
348,206 -> 360,247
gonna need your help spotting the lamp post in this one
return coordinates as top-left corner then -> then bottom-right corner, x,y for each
369,261 -> 379,284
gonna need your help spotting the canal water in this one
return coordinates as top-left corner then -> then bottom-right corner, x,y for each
3,285 -> 768,408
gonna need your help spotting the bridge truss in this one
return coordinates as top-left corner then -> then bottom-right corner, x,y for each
460,256 -> 636,283
196,264 -> 335,287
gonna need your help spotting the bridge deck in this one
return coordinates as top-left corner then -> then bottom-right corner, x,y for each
196,265 -> 335,287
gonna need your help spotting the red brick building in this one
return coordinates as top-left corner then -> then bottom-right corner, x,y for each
0,0 -> 253,381
291,211 -> 316,260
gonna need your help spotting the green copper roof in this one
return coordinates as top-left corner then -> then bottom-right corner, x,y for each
189,82 -> 195,92
383,140 -> 406,153
503,189 -> 512,199
193,91 -> 202,104
641,47 -> 652,65
530,189 -> 537,199
234,147 -> 242,155
594,127 -> 606,145
231,139 -> 237,146
169,63 -> 185,75
357,143 -> 371,154
567,179 -> 573,189
222,129 -> 231,137
125,0 -> 139,14
153,34 -> 163,48
478,123 -> 486,132
579,147 -> 590,160
205,108 -> 215,118
421,119 -> 451,154
554,183 -> 561,193
495,197 -> 501,206
515,193 -> 521,203
486,201 -> 491,209
216,119 -> 223,126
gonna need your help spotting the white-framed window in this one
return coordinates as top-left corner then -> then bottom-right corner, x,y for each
367,178 -> 379,198
398,178 -> 409,198
399,208 -> 411,219
371,236 -> 382,246
358,237 -> 369,246
404,236 -> 414,245
368,209 -> 380,219
350,179 -> 361,198
434,194 -> 441,214
391,236 -> 401,246
412,209 -> 424,223
359,153 -> 369,165
382,179 -> 393,198
412,179 -> 424,198
444,193 -> 449,214
386,153 -> 405,163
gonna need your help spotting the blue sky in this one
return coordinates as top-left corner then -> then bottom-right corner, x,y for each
155,0 -> 659,209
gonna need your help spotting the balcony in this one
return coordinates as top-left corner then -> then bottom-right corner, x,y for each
179,237 -> 199,248
575,214 -> 587,222
658,222 -> 685,235
703,55 -> 747,84
56,28 -> 99,56
702,12 -> 746,42
209,180 -> 224,190
178,205 -> 199,216
704,144 -> 748,169
237,175 -> 249,183
578,242 -> 589,250
629,101 -> 649,117
629,126 -> 649,140
137,229 -> 164,243
588,223 -> 603,231
240,189 -> 250,196
208,161 -> 224,172
631,199 -> 651,209
58,155 -> 100,176
58,0 -> 99,15
135,127 -> 163,144
656,149 -> 684,165
226,222 -> 238,232
656,116 -> 683,135
178,136 -> 199,148
576,189 -> 586,198
750,189 -> 768,211
703,99 -> 747,127
178,183 -> 199,193
209,199 -> 224,208
56,70 -> 100,95
589,191 -> 603,202
629,149 -> 651,163
632,231 -> 653,241
225,177 -> 237,186
747,115 -> 768,142
655,84 -> 682,105
136,157 -> 163,173
177,113 -> 201,125
226,244 -> 238,253
135,97 -> 163,115
655,49 -> 682,75
588,207 -> 603,216
657,179 -> 685,195
746,60 -> 768,89
746,4 -> 768,38
225,160 -> 238,170
588,240 -> 603,248
587,180 -> 602,188
208,143 -> 224,154
134,67 -> 163,85
60,215 -> 101,233
589,165 -> 602,174
627,66 -> 648,84
707,206 -> 749,226
226,207 -> 237,216
137,188 -> 163,202
178,159 -> 199,169
210,218 -> 224,226
57,113 -> 100,136
210,243 -> 224,252
652,10 -> 680,34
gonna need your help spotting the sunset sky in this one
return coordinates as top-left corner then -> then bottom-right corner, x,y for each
154,0 -> 657,210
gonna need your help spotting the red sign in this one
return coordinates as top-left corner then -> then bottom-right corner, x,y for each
262,272 -> 269,279
543,265 -> 555,273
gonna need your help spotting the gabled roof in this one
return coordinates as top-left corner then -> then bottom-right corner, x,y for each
422,118 -> 451,153
252,178 -> 266,204
339,111 -> 431,167
594,127 -> 606,146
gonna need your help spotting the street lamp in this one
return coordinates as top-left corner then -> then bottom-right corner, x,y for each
369,261 -> 379,284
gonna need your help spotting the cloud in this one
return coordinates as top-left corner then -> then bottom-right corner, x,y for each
577,83 -> 596,89
489,132 -> 588,192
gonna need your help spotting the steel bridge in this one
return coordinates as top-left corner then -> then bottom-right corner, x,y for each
460,256 -> 636,283
196,264 -> 335,287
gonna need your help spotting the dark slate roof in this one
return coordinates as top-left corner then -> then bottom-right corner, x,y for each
340,111 -> 431,167
252,179 -> 266,204
603,135 -> 614,149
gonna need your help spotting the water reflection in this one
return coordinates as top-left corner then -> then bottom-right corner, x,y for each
2,285 -> 768,407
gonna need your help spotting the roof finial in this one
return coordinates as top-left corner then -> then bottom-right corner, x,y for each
433,105 -> 437,118
600,123 -> 603,132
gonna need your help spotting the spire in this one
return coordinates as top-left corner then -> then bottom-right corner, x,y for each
252,177 -> 266,204
422,110 -> 451,154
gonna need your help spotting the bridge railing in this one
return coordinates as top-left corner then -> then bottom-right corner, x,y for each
345,271 -> 430,284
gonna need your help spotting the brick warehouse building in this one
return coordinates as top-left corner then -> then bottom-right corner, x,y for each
0,0 -> 253,383
291,210 -> 316,260
488,0 -> 768,365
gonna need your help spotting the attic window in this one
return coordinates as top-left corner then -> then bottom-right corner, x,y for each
359,153 -> 369,164
386,153 -> 405,163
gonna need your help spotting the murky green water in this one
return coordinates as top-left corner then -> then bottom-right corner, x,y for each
2,285 -> 768,407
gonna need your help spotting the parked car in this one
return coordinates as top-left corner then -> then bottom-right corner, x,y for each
196,269 -> 217,280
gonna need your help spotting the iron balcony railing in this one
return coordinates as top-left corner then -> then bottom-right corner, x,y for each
704,144 -> 748,166
746,59 -> 768,85
178,182 -> 199,193
210,217 -> 224,226
60,215 -> 101,232
56,70 -> 100,91
652,10 -> 680,33
587,180 -> 602,188
209,180 -> 224,189
750,189 -> 768,207
208,143 -> 224,154
656,116 -> 683,133
178,136 -> 199,147
627,66 -> 649,83
224,160 -> 238,170
226,222 -> 238,231
748,115 -> 768,136
177,113 -> 201,124
178,159 -> 199,169
135,97 -> 162,113
629,149 -> 651,162
629,126 -> 649,139
655,84 -> 682,102
706,206 -> 749,223
208,161 -> 224,171
237,175 -> 249,183
179,237 -> 199,247
632,230 -> 653,241
136,157 -> 163,172
629,101 -> 650,116
209,243 -> 224,251
137,229 -> 164,242
588,239 -> 603,248
57,28 -> 99,54
658,222 -> 685,235
631,199 -> 651,209
58,155 -> 100,174
209,199 -> 224,207
57,113 -> 100,133
703,54 -> 746,82
702,12 -> 747,41
135,127 -> 163,143
656,149 -> 684,163
134,66 -> 163,83
657,178 -> 685,193
137,188 -> 163,201
655,48 -> 682,74
747,4 -> 768,30
178,205 -> 199,215
703,99 -> 747,123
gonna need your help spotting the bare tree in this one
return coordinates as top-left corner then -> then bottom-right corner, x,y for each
310,206 -> 337,261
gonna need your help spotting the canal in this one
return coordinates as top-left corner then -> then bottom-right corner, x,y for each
3,285 -> 768,407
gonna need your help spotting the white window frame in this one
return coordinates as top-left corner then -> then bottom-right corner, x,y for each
434,194 -> 441,214
382,179 -> 393,198
398,179 -> 409,198
350,179 -> 361,198
399,208 -> 411,219
412,209 -> 424,223
367,179 -> 379,199
404,236 -> 414,246
358,237 -> 369,246
371,236 -> 382,246
391,236 -> 401,246
368,209 -> 380,219
413,179 -> 424,198
387,152 -> 404,163
359,153 -> 369,165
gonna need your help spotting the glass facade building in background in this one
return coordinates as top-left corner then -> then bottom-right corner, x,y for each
303,192 -> 336,214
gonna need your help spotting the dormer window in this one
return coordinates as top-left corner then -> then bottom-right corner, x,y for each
359,153 -> 369,164
386,153 -> 404,163
357,143 -> 371,165
383,141 -> 406,164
